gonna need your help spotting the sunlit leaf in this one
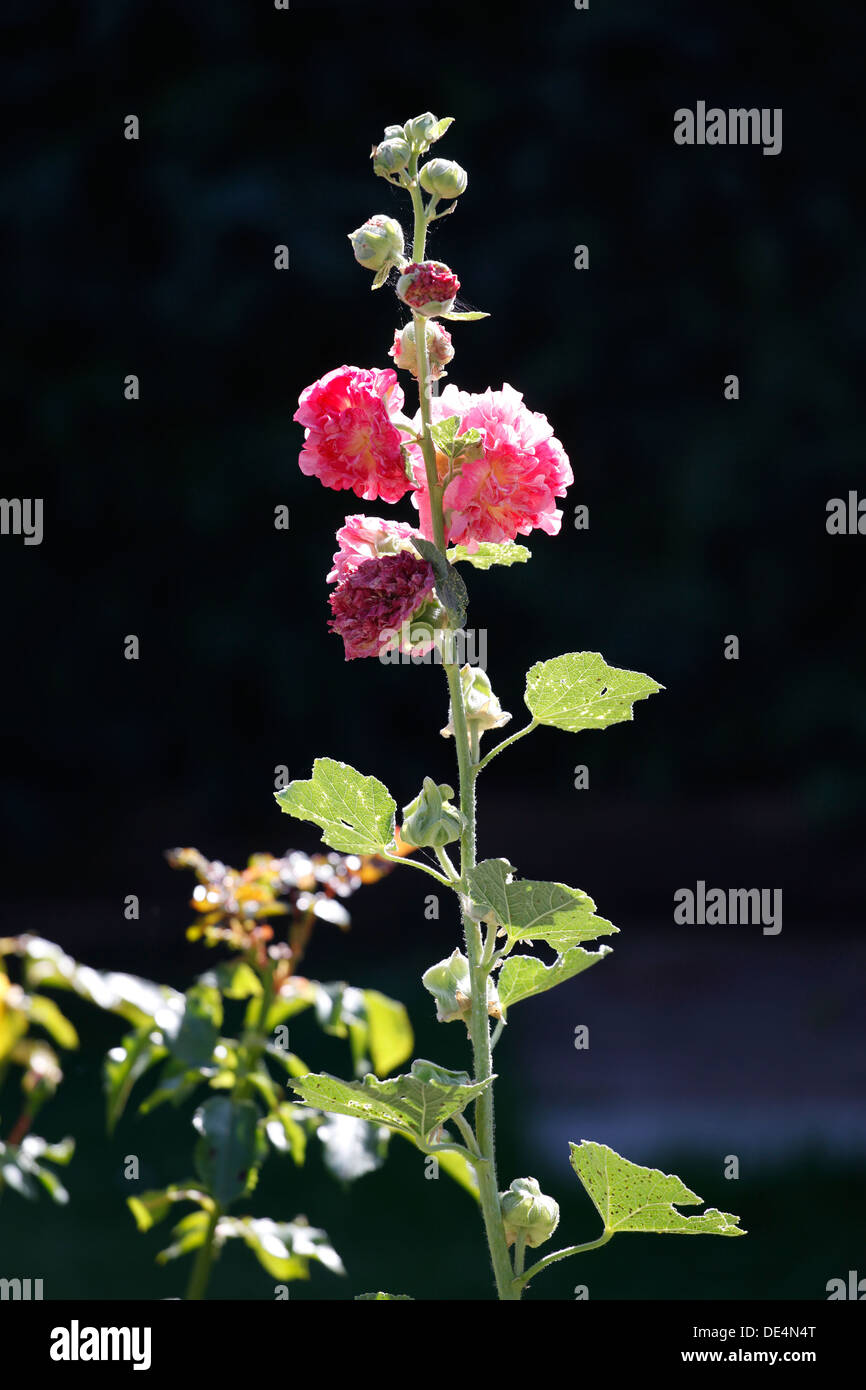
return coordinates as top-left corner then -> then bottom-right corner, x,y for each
569,1141 -> 745,1237
466,860 -> 617,951
497,945 -> 613,1011
291,1059 -> 491,1146
446,541 -> 530,570
275,759 -> 397,856
525,652 -> 663,734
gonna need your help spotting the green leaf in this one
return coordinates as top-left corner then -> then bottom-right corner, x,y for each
138,1065 -> 207,1114
497,945 -> 613,1011
21,937 -> 184,1029
447,541 -> 531,570
569,1141 -> 745,1237
0,1135 -> 75,1205
27,995 -> 79,1050
438,309 -> 489,322
219,1215 -> 345,1281
466,860 -> 618,951
370,261 -> 393,290
157,1210 -> 210,1265
264,1103 -> 307,1165
317,1114 -> 390,1183
430,416 -> 483,461
411,537 -> 468,628
363,990 -> 414,1076
127,1184 -> 210,1233
428,116 -> 454,143
525,652 -> 663,734
290,1059 -> 491,1146
274,758 -> 396,855
207,961 -> 262,1001
172,983 -> 223,1067
356,1291 -> 414,1300
105,1026 -> 168,1132
432,1147 -> 480,1202
193,1097 -> 260,1208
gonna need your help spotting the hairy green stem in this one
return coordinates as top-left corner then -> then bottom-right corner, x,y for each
445,663 -> 517,1300
475,719 -> 539,773
512,1229 -> 614,1293
406,154 -> 516,1301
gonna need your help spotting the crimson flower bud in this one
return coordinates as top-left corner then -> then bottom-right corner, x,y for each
396,261 -> 460,317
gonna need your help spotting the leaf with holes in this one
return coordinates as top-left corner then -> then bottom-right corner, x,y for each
275,758 -> 396,855
525,652 -> 663,734
290,1059 -> 491,1146
466,860 -> 617,952
497,945 -> 613,1011
446,541 -> 531,570
569,1141 -> 745,1237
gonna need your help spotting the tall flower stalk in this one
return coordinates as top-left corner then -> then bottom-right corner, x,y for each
283,113 -> 744,1301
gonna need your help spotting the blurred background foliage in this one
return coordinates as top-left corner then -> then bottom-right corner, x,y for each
1,0 -> 863,1297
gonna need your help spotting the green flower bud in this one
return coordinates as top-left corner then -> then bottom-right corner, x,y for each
383,124 -> 405,140
401,777 -> 464,848
372,138 -> 411,178
422,948 -> 501,1024
499,1178 -> 560,1249
403,112 -> 452,153
422,948 -> 472,1023
441,665 -> 511,740
348,215 -> 405,272
420,158 -> 468,200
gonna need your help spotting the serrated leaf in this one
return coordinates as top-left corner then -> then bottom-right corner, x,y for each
466,860 -> 618,951
497,945 -> 613,1010
275,758 -> 396,855
317,1114 -> 390,1183
193,1097 -> 260,1208
446,541 -> 531,570
438,309 -> 489,322
569,1141 -> 745,1237
290,1059 -> 491,1146
411,537 -> 468,628
525,652 -> 663,733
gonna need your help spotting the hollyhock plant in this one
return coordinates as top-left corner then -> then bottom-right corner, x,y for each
294,365 -> 413,503
278,111 -> 743,1302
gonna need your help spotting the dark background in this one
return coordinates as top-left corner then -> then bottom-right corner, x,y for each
1,0 -> 864,1299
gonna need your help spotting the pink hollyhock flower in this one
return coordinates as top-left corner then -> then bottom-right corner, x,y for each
294,366 -> 412,503
413,383 -> 573,547
328,551 -> 437,661
396,261 -> 460,316
327,514 -> 420,583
